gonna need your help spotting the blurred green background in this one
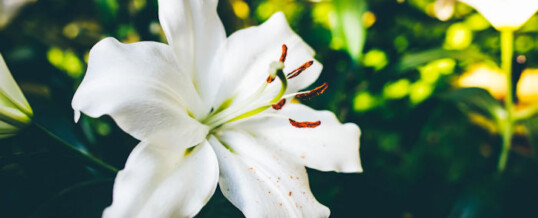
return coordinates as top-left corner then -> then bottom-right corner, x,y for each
1,0 -> 538,217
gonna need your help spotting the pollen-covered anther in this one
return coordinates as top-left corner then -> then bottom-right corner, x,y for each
266,75 -> 276,83
280,44 -> 288,63
296,82 -> 328,100
266,61 -> 284,84
287,60 -> 314,79
271,98 -> 286,110
289,119 -> 321,128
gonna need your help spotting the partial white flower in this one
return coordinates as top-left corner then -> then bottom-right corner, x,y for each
0,0 -> 36,28
0,53 -> 33,138
434,0 -> 457,21
459,0 -> 538,30
72,0 -> 362,217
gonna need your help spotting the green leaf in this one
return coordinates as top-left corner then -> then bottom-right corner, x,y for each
443,88 -> 504,121
397,48 -> 494,72
332,0 -> 367,64
523,117 -> 538,159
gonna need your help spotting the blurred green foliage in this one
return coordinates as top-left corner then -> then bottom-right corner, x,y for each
1,0 -> 538,217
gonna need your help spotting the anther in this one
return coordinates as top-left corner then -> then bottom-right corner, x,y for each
266,62 -> 284,83
280,44 -> 288,63
296,82 -> 328,100
266,75 -> 276,83
289,119 -> 321,128
271,98 -> 286,110
287,60 -> 313,79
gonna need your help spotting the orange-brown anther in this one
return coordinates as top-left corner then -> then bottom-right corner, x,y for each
296,82 -> 328,100
271,98 -> 286,110
287,60 -> 314,79
280,44 -> 288,63
289,119 -> 321,128
266,75 -> 276,83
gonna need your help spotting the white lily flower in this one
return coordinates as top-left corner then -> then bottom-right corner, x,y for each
0,53 -> 33,138
459,0 -> 538,30
0,0 -> 36,28
72,0 -> 362,217
434,0 -> 457,21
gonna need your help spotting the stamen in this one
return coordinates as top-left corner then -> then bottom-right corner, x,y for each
296,82 -> 328,100
280,44 -> 288,63
289,119 -> 321,128
287,60 -> 314,79
266,61 -> 284,83
266,75 -> 275,83
271,98 -> 286,110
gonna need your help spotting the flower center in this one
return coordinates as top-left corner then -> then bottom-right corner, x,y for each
202,44 -> 327,131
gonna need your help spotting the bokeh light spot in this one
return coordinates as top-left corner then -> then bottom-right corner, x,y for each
410,81 -> 434,104
353,91 -> 378,112
232,0 -> 250,19
362,49 -> 388,71
444,23 -> 473,50
516,68 -> 538,105
458,64 -> 506,100
383,79 -> 410,99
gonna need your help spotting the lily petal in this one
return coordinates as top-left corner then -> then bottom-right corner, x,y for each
158,0 -> 226,102
103,140 -> 219,218
0,0 -> 35,28
229,103 -> 362,173
0,120 -> 18,136
0,53 -> 32,116
459,0 -> 538,30
72,38 -> 209,144
209,133 -> 330,218
210,12 -> 322,108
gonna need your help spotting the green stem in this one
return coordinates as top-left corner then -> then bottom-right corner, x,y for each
498,30 -> 514,173
34,123 -> 118,174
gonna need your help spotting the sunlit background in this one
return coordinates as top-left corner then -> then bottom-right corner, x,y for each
1,0 -> 538,217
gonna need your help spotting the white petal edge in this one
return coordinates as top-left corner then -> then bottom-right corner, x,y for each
228,103 -> 362,173
103,140 -> 219,218
459,0 -> 538,29
209,12 -> 322,109
72,38 -> 209,144
209,133 -> 330,218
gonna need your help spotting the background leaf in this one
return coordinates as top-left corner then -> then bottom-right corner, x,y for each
332,0 -> 367,64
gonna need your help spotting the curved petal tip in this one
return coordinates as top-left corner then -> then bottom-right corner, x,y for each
74,110 -> 81,123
